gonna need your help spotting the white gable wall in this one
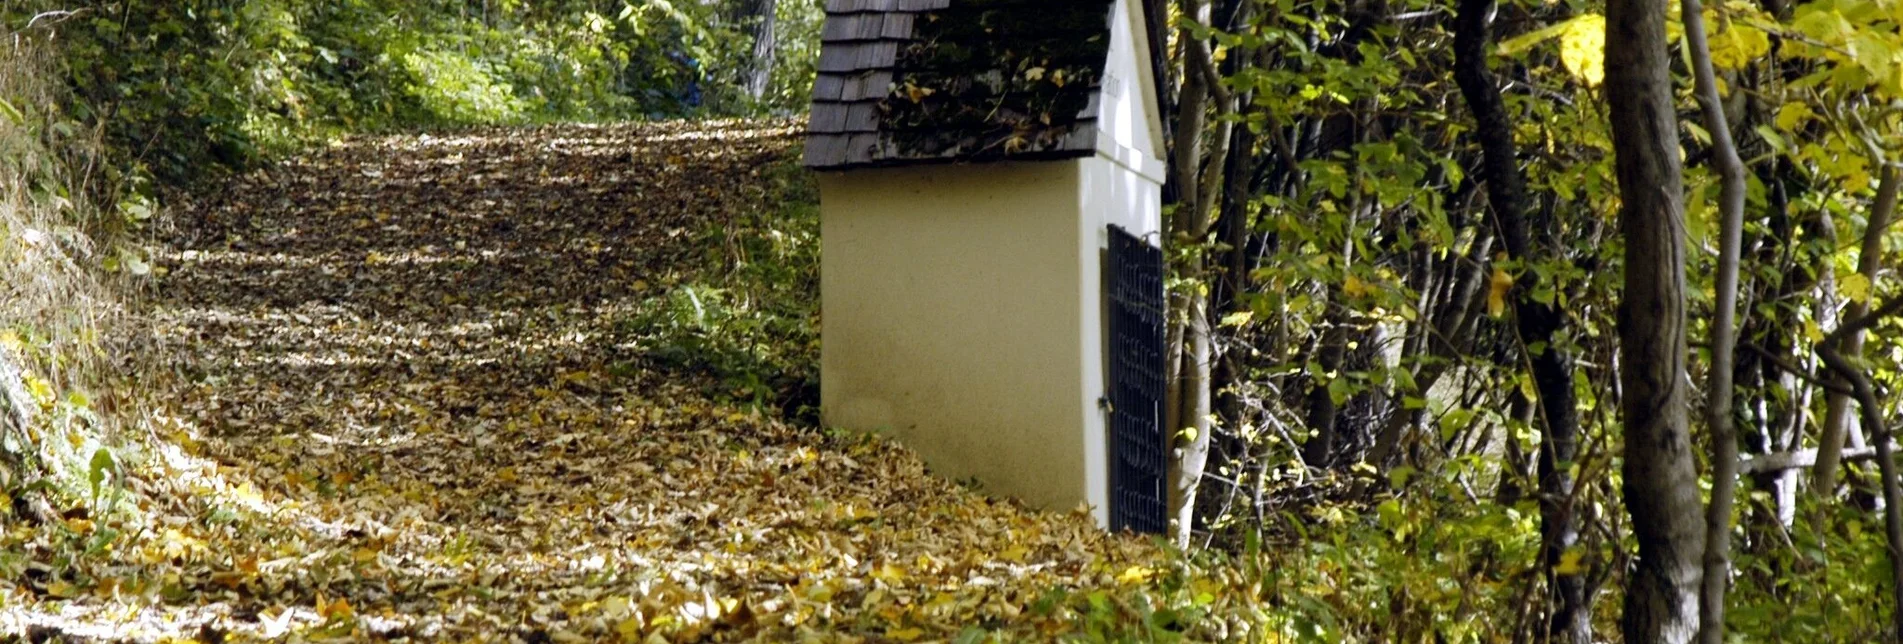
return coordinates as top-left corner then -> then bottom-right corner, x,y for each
1096,0 -> 1165,171
1078,156 -> 1163,528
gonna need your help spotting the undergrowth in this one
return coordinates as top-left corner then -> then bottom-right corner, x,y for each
6,0 -> 824,185
0,28 -> 134,526
627,157 -> 820,424
0,24 -> 288,611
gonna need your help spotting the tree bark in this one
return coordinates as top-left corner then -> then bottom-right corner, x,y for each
1740,165 -> 1811,532
738,0 -> 778,101
1163,0 -> 1231,547
1606,0 -> 1707,636
1211,0 -> 1263,482
1680,0 -> 1749,638
1449,1 -> 1589,638
1814,167 -> 1899,494
1304,304 -> 1349,467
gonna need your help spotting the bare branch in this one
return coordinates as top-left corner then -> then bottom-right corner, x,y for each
1738,342 -> 1853,397
1741,444 -> 1898,474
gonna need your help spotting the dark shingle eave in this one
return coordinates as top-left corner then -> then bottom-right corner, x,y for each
803,142 -> 1100,173
824,0 -> 951,11
820,12 -> 916,42
803,0 -> 1116,170
805,121 -> 1103,170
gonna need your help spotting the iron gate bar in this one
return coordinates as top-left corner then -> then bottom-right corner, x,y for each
1106,225 -> 1166,535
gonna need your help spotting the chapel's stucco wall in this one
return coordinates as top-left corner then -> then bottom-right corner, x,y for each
819,162 -> 1099,516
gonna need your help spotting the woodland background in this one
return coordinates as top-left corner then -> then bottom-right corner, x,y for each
0,0 -> 1900,641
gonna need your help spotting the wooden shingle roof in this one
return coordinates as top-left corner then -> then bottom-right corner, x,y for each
804,0 -> 1117,169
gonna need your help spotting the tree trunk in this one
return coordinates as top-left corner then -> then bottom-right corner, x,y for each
1304,304 -> 1349,467
1605,0 -> 1707,636
1814,168 -> 1899,494
1163,0 -> 1227,548
1679,0 -> 1749,636
1741,166 -> 1810,533
1450,1 -> 1590,638
739,0 -> 778,101
1210,4 -> 1264,489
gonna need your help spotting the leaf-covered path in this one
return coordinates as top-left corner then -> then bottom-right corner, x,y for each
10,121 -> 1241,642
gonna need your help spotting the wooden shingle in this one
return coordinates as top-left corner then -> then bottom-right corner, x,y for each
817,41 -> 900,73
804,0 -> 1115,169
821,13 -> 887,42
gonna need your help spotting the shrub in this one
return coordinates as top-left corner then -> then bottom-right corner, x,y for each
0,24 -> 138,526
626,159 -> 819,422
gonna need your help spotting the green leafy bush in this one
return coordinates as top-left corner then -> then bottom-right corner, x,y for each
626,159 -> 819,422
398,47 -> 532,124
0,26 -> 138,527
8,0 -> 821,183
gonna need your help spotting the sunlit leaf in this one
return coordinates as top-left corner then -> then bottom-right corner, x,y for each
1559,14 -> 1608,86
1841,273 -> 1872,303
1487,267 -> 1514,318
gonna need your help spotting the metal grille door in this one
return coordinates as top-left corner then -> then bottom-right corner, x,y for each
1106,225 -> 1166,534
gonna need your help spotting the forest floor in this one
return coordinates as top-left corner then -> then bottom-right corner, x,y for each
1,121 -> 1246,642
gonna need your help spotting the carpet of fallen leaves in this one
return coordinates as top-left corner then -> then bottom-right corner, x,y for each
1,120 -> 1278,641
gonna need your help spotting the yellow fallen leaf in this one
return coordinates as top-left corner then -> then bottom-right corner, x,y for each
318,594 -> 354,620
1117,565 -> 1156,585
616,615 -> 645,642
602,596 -> 632,617
888,627 -> 926,641
872,563 -> 908,585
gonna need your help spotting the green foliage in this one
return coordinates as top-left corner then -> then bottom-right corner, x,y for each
7,0 -> 823,184
1724,494 -> 1895,640
627,159 -> 819,421
765,0 -> 825,110
0,29 -> 142,529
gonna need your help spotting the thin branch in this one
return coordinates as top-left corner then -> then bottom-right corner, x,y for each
26,10 -> 81,30
1741,444 -> 1899,474
1829,290 -> 1903,346
1681,0 -> 1748,637
1817,167 -> 1901,492
1189,36 -> 1233,106
1738,342 -> 1853,397
1816,339 -> 1903,638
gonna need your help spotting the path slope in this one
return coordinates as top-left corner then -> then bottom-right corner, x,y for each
10,121 -> 1220,642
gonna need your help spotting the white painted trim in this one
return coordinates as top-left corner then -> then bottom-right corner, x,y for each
1121,0 -> 1168,158
1094,134 -> 1168,185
